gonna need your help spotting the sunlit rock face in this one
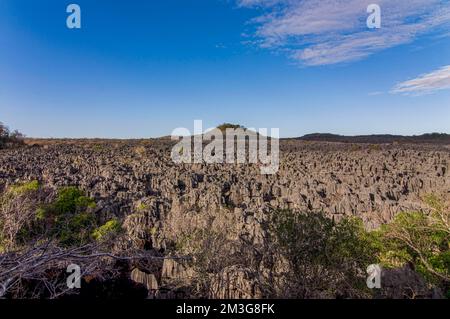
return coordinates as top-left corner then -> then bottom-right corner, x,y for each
0,139 -> 449,298
1,140 -> 448,229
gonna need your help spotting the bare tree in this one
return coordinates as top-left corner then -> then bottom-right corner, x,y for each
0,241 -> 189,299
0,185 -> 50,251
0,121 -> 24,149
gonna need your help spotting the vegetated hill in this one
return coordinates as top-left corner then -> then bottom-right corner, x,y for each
216,123 -> 246,132
294,133 -> 450,144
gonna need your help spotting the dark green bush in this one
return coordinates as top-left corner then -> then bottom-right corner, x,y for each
270,210 -> 379,298
38,187 -> 97,246
51,187 -> 96,215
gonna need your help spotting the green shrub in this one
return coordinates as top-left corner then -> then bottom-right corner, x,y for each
0,184 -> 103,248
35,207 -> 46,221
57,212 -> 96,246
375,196 -> 449,285
38,187 -> 98,246
92,219 -> 122,241
136,202 -> 148,211
52,187 -> 95,215
9,180 -> 39,195
270,210 -> 379,298
176,210 -> 381,299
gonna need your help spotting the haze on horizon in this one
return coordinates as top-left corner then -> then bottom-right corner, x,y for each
1,0 -> 449,139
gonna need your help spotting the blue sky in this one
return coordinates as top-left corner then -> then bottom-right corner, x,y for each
0,0 -> 449,138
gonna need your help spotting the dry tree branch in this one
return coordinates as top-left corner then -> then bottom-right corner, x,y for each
0,241 -> 190,299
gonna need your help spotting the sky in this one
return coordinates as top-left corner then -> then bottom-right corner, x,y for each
0,0 -> 449,138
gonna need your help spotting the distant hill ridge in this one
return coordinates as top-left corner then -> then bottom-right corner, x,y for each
294,133 -> 450,144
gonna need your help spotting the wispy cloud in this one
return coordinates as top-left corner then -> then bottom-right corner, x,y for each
237,0 -> 450,66
391,65 -> 450,95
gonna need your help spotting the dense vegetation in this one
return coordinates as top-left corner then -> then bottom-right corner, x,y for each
0,182 -> 121,252
175,199 -> 449,298
376,195 -> 450,287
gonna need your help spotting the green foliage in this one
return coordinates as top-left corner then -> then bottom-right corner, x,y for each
176,210 -> 381,298
92,219 -> 122,241
271,210 -> 333,266
8,180 -> 39,195
92,144 -> 104,152
136,202 -> 148,211
35,208 -> 46,221
216,123 -> 245,132
272,210 -> 378,265
39,187 -> 98,247
148,226 -> 157,236
57,212 -> 96,246
52,187 -> 95,215
375,197 -> 450,285
270,210 -> 379,297
424,194 -> 445,212
0,182 -> 122,249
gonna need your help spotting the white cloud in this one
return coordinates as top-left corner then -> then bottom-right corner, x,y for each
391,65 -> 450,95
237,0 -> 450,66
